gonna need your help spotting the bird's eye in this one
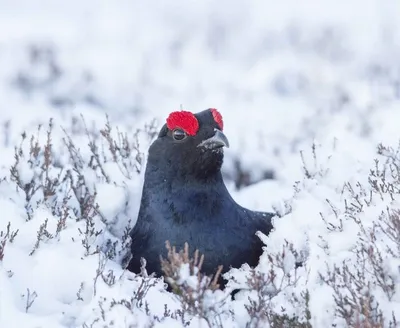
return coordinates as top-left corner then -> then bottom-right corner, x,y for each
172,129 -> 187,141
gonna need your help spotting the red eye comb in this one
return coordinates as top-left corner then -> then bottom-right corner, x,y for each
166,110 -> 199,136
210,108 -> 223,130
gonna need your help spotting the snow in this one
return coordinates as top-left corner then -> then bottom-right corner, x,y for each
1,0 -> 400,327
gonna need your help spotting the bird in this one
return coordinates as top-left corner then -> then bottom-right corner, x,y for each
127,108 -> 275,289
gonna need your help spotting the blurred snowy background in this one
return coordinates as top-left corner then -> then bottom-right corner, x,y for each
1,0 -> 400,327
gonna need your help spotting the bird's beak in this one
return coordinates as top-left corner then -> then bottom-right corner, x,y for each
198,129 -> 230,150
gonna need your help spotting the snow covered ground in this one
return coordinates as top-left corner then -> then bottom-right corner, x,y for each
1,0 -> 400,327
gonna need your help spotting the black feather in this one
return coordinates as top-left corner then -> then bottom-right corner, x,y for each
127,109 -> 275,289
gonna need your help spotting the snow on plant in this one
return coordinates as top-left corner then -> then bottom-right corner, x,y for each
0,115 -> 168,327
1,111 -> 400,327
223,139 -> 400,328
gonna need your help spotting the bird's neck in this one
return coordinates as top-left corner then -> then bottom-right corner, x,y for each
141,161 -> 237,223
143,161 -> 227,191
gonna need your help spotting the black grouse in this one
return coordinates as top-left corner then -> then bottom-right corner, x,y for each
128,108 -> 275,287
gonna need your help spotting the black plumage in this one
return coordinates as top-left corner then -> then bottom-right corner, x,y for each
127,108 -> 275,287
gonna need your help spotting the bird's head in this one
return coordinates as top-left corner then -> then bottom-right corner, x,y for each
147,108 -> 229,181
